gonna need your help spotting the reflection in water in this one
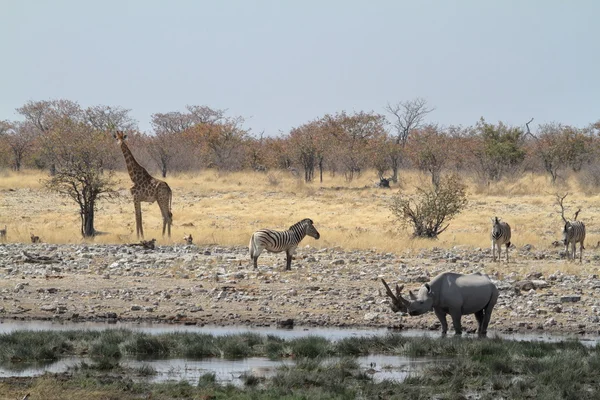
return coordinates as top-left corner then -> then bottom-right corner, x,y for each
1,319 -> 597,345
0,355 -> 439,386
0,319 -> 597,385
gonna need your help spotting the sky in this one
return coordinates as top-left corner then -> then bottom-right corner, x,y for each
1,0 -> 598,136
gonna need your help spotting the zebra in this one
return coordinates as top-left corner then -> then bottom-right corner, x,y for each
491,217 -> 511,262
0,225 -> 6,242
249,218 -> 320,270
563,220 -> 586,262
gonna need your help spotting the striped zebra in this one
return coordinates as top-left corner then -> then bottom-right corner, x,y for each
563,220 -> 586,262
249,218 -> 320,270
491,217 -> 511,262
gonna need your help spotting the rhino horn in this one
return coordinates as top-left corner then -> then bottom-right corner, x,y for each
409,290 -> 417,300
381,279 -> 409,310
381,279 -> 398,302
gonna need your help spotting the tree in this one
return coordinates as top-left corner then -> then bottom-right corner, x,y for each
16,99 -> 84,174
324,111 -> 387,181
84,105 -> 137,132
43,119 -> 118,238
385,98 -> 434,182
529,123 -> 592,183
390,174 -> 468,238
288,119 -> 331,182
3,122 -> 37,171
407,124 -> 448,188
472,118 -> 526,182
148,105 -> 229,175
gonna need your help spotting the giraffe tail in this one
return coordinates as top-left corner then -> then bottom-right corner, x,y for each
168,187 -> 173,221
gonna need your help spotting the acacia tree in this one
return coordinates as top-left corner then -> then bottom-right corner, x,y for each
3,122 -> 38,171
16,99 -> 84,174
324,111 -> 387,181
533,123 -> 592,183
288,118 -> 331,182
471,118 -> 526,182
149,105 -> 229,175
407,124 -> 449,188
44,119 -> 118,238
385,98 -> 434,182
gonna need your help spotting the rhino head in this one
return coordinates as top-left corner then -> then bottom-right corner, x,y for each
381,279 -> 434,316
406,284 -> 435,316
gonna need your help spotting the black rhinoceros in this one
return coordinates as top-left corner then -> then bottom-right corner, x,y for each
381,272 -> 499,337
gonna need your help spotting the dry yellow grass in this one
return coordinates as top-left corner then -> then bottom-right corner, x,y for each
0,168 -> 598,257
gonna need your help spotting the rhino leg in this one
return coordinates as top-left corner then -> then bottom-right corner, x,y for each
449,310 -> 463,335
434,308 -> 448,335
474,310 -> 484,335
480,300 -> 498,337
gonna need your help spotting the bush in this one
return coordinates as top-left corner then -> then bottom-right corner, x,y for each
390,174 -> 468,238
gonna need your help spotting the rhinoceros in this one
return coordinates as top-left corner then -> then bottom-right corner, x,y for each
381,272 -> 499,337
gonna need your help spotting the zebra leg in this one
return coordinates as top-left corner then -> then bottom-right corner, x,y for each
285,251 -> 292,271
491,241 -> 496,262
580,242 -> 584,263
253,256 -> 259,269
505,244 -> 510,263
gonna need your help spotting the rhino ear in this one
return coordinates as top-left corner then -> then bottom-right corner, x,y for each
424,283 -> 431,293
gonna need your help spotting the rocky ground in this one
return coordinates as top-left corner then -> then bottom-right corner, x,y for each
0,242 -> 599,335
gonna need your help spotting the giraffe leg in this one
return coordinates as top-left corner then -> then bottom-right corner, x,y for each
134,200 -> 144,239
158,202 -> 172,238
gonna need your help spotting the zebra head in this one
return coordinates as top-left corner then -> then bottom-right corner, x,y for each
562,222 -> 572,245
292,218 -> 320,240
491,216 -> 501,232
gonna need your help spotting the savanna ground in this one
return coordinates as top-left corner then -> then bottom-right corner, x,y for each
1,168 -> 599,252
2,169 -> 600,399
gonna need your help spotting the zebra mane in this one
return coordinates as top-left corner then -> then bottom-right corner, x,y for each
289,219 -> 313,230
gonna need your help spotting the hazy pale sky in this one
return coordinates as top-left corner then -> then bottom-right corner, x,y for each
1,1 -> 598,136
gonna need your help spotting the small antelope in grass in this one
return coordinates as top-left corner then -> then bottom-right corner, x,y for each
0,225 -> 6,241
249,218 -> 320,270
491,217 -> 511,262
183,234 -> 193,245
557,193 -> 586,262
30,233 -> 41,243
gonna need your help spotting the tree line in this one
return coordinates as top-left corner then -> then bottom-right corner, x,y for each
0,98 -> 599,187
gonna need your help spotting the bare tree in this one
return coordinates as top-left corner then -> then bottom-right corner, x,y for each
4,122 -> 37,171
84,105 -> 137,132
385,98 -> 434,182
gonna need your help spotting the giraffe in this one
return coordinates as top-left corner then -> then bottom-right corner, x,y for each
113,131 -> 172,238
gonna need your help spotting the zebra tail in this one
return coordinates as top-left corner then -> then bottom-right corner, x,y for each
249,233 -> 256,258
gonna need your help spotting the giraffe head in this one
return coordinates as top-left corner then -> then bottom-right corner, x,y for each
113,130 -> 128,144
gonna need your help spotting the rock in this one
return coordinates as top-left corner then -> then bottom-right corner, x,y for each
363,312 -> 379,321
561,296 -> 581,303
277,318 -> 294,328
514,280 -> 535,291
544,318 -> 557,326
131,305 -> 142,311
330,259 -> 345,265
531,280 -> 549,289
40,304 -> 56,312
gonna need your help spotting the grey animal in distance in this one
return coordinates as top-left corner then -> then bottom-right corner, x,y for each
382,272 -> 499,337
30,233 -> 40,243
491,217 -> 511,262
183,234 -> 193,245
0,225 -> 6,241
557,194 -> 586,262
249,218 -> 320,270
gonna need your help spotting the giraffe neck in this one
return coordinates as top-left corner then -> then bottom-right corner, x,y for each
120,141 -> 152,183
